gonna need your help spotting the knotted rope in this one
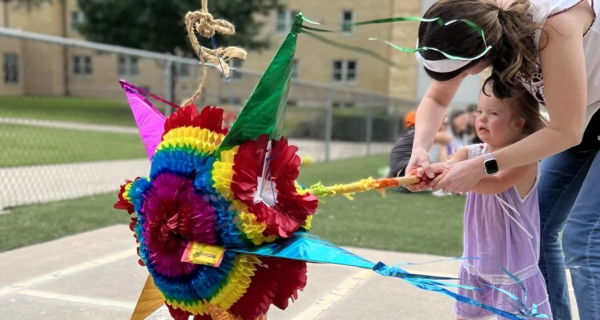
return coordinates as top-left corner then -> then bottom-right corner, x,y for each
182,0 -> 247,107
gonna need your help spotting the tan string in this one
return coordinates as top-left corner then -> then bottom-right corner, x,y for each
181,0 -> 247,107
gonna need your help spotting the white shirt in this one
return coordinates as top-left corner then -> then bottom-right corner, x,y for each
519,0 -> 600,129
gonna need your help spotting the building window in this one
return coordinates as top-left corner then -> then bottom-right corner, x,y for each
291,60 -> 299,79
3,53 -> 18,84
341,10 -> 354,34
332,60 -> 358,83
70,11 -> 85,32
72,55 -> 92,76
229,59 -> 243,80
117,55 -> 139,77
176,64 -> 190,79
276,9 -> 300,33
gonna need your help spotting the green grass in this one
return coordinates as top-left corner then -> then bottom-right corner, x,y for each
0,193 -> 131,252
0,154 -> 465,255
0,96 -> 137,127
0,124 -> 146,167
297,155 -> 465,257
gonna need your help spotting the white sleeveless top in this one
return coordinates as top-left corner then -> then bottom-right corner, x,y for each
519,0 -> 600,129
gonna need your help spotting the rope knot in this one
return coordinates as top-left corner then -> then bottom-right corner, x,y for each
181,0 -> 247,107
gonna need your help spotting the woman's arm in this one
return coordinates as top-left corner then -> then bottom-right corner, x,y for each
431,8 -> 592,194
491,7 -> 591,171
471,164 -> 535,195
413,78 -> 462,152
407,77 -> 463,181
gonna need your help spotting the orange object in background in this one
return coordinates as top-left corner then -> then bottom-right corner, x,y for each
404,110 -> 417,128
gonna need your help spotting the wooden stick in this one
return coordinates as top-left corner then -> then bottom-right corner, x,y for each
308,176 -> 420,196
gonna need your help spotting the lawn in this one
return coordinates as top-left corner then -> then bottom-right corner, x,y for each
0,124 -> 146,167
0,154 -> 465,256
0,96 -> 137,127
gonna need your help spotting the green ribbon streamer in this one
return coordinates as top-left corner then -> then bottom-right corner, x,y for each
300,15 -> 492,62
301,30 -> 403,68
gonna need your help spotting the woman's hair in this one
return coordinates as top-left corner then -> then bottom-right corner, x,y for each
510,90 -> 547,136
448,109 -> 466,136
418,0 -> 540,99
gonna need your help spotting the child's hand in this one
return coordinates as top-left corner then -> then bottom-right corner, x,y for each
404,169 -> 429,192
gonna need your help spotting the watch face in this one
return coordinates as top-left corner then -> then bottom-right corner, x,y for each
484,159 -> 499,174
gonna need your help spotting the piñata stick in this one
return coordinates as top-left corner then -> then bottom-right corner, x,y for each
307,175 -> 420,198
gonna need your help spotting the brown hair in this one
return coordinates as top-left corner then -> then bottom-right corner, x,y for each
509,89 -> 547,136
418,0 -> 540,99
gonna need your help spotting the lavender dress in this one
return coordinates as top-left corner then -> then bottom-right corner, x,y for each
454,144 -> 552,320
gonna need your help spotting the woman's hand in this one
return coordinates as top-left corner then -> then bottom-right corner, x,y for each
431,156 -> 486,193
405,147 -> 434,192
406,147 -> 435,179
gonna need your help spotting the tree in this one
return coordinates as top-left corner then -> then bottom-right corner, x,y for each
2,0 -> 53,27
75,0 -> 282,55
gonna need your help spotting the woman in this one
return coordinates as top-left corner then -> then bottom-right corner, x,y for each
405,0 -> 599,319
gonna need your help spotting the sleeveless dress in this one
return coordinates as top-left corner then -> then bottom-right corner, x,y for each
454,144 -> 552,320
519,0 -> 600,139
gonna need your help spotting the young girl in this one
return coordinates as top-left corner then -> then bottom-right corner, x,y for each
427,87 -> 550,319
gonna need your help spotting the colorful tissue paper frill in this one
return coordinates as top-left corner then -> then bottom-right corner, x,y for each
230,135 -> 318,238
164,104 -> 199,135
229,257 -> 307,320
141,173 -> 217,277
211,147 -> 239,200
114,180 -> 135,214
164,105 -> 229,137
210,255 -> 261,310
150,147 -> 212,181
127,178 -> 153,213
210,192 -> 249,248
159,126 -> 225,156
150,252 -> 236,316
233,201 -> 277,245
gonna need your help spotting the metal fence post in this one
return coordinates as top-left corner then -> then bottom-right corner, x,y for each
365,95 -> 373,156
164,58 -> 174,116
324,87 -> 334,162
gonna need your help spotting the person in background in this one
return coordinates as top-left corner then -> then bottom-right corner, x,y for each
428,116 -> 452,163
465,104 -> 483,144
388,110 -> 451,193
448,109 -> 469,155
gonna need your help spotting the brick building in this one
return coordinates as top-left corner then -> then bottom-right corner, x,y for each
0,0 -> 483,106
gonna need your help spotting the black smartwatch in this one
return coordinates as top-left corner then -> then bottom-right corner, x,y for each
484,153 -> 499,175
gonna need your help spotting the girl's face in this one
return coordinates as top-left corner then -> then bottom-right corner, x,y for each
476,93 -> 525,147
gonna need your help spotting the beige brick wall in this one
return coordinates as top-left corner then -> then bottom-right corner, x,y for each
248,0 -> 398,98
387,0 -> 421,100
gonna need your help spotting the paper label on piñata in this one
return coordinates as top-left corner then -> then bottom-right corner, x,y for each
182,241 -> 225,267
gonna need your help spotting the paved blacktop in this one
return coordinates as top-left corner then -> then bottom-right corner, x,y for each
0,225 -> 579,320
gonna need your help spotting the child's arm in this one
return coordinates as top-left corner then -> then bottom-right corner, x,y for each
471,164 -> 536,195
422,146 -> 469,184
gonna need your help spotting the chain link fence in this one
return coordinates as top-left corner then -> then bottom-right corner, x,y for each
0,28 -> 416,210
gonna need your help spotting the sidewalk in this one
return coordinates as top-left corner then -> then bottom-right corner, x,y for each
0,225 -> 579,320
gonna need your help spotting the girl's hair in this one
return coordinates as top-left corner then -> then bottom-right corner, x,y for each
510,89 -> 547,136
418,0 -> 540,99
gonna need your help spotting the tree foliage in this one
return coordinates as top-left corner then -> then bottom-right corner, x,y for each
75,0 -> 281,55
